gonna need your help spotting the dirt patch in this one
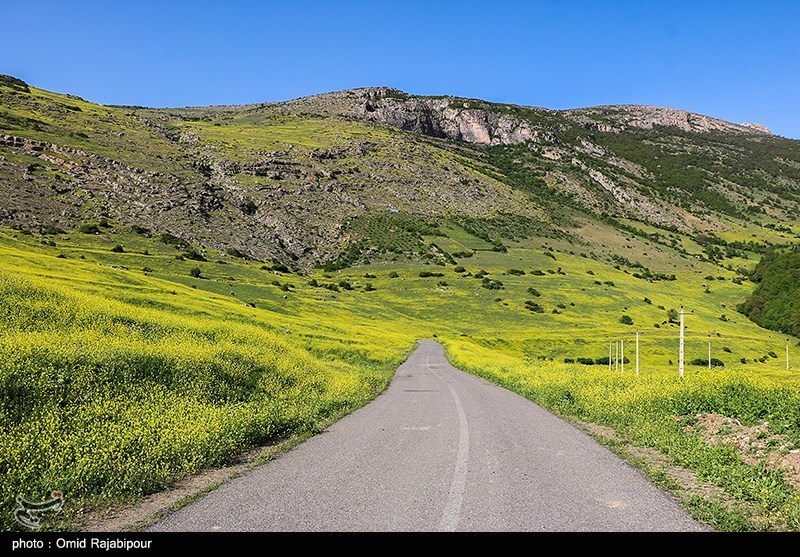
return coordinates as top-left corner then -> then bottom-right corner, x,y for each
577,419 -> 737,511
685,413 -> 800,490
72,439 -> 297,532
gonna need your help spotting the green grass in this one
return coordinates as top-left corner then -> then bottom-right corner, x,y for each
1,219 -> 798,531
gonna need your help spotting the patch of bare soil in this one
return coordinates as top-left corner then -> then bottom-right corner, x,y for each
577,420 -> 737,511
684,413 -> 800,490
73,441 -> 290,532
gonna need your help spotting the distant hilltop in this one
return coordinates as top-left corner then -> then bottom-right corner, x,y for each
740,122 -> 772,134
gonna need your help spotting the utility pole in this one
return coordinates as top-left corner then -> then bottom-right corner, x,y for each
621,339 -> 625,373
708,334 -> 712,370
788,339 -> 791,371
609,341 -> 612,372
635,331 -> 640,376
679,306 -> 685,378
615,341 -> 619,372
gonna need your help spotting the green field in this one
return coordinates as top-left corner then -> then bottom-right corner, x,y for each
1,220 -> 798,531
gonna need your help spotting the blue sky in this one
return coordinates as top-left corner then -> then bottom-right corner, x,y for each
2,1 -> 799,138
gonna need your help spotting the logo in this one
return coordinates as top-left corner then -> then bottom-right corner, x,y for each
14,491 -> 65,530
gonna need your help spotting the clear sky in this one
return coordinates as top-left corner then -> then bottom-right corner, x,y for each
2,1 -> 799,138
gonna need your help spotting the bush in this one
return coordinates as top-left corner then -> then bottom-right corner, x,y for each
364,273 -> 377,279
530,270 -> 545,276
576,357 -> 594,365
79,224 -> 101,234
454,266 -> 466,273
690,358 -> 725,367
364,283 -> 376,292
437,281 -> 448,287
189,267 -> 202,278
643,297 -> 652,304
525,301 -> 544,313
182,249 -> 206,261
481,278 -> 503,290
419,271 -> 444,278
111,245 -> 125,253
564,358 -> 575,363
507,269 -> 526,276
130,224 -> 150,235
388,272 -> 400,278
227,248 -> 247,259
338,280 -> 353,290
160,232 -> 186,247
620,315 -> 633,325
527,287 -> 541,297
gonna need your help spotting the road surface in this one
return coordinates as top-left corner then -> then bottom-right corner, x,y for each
149,340 -> 708,532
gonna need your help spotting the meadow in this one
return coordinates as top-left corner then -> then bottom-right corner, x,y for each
0,218 -> 798,531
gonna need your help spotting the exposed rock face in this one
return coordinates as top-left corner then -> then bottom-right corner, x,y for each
740,122 -> 772,134
565,105 -> 767,135
345,88 -> 554,146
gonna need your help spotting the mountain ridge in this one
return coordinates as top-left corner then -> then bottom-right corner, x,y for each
0,74 -> 797,270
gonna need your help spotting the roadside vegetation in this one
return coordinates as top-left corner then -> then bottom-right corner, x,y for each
1,219 -> 798,531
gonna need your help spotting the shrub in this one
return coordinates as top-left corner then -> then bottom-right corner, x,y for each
227,248 -> 247,259
160,233 -> 186,247
530,270 -> 545,276
364,273 -> 377,279
308,279 -> 319,287
620,315 -> 633,325
189,267 -> 202,278
525,301 -> 544,313
111,245 -> 125,253
604,281 -> 615,287
576,357 -> 594,365
643,297 -> 652,304
437,281 -> 448,287
130,224 -> 150,235
364,283 -> 376,291
454,266 -> 466,273
481,278 -> 503,290
507,269 -> 526,276
690,358 -> 725,367
182,249 -> 206,261
79,224 -> 101,234
564,358 -> 575,363
338,280 -> 353,290
388,271 -> 400,278
527,287 -> 541,297
419,271 -> 444,278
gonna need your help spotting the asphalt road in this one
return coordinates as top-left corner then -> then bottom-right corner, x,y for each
149,340 -> 709,532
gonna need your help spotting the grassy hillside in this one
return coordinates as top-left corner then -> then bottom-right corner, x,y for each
2,76 -> 800,531
1,219 -> 798,531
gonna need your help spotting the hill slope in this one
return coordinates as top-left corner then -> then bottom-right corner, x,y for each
3,75 -> 800,531
1,76 -> 798,272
